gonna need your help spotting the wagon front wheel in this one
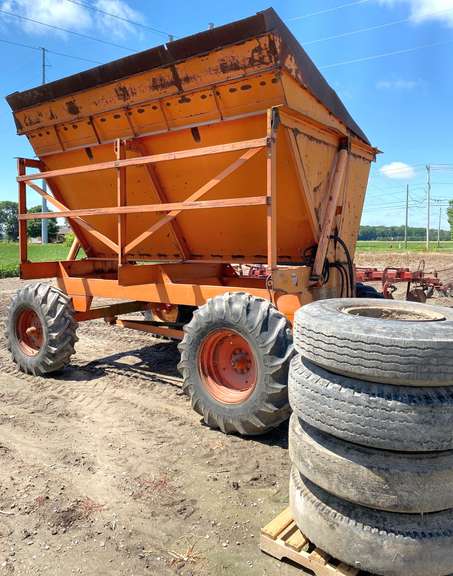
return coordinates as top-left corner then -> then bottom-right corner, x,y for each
6,283 -> 78,376
178,292 -> 293,435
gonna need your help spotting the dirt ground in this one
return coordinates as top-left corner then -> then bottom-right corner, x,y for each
0,278 -> 295,576
0,251 -> 452,576
355,251 -> 453,274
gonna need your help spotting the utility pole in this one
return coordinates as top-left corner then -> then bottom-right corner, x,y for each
404,184 -> 409,249
438,206 -> 442,249
426,164 -> 431,251
41,47 -> 48,244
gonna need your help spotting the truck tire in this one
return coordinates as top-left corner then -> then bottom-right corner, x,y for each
293,298 -> 453,386
290,468 -> 453,576
178,292 -> 293,435
289,356 -> 453,452
6,283 -> 78,376
289,414 -> 453,513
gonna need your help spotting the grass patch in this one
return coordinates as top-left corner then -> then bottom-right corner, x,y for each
0,243 -> 75,278
356,240 -> 453,253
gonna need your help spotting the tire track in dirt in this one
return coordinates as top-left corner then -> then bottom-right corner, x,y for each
0,335 -> 191,429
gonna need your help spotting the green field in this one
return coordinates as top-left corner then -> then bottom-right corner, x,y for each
356,240 -> 453,253
0,243 -> 73,277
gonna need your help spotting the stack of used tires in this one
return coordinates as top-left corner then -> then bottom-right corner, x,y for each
288,298 -> 453,576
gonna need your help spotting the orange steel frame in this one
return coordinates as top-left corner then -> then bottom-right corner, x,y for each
16,108 -> 307,329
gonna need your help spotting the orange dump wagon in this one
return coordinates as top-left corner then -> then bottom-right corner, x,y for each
6,9 -> 378,435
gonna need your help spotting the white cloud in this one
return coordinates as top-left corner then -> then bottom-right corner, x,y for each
94,0 -> 142,38
376,79 -> 421,89
380,162 -> 416,179
0,0 -> 143,38
0,0 -> 91,33
378,0 -> 453,28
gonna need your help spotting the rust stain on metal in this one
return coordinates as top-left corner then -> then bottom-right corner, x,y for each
115,84 -> 137,102
23,114 -> 42,127
249,38 -> 275,67
66,100 -> 81,116
149,74 -> 176,92
169,64 -> 184,93
218,56 -> 243,74
217,39 -> 276,75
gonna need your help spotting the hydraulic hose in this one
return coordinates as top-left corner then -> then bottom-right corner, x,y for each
330,234 -> 355,297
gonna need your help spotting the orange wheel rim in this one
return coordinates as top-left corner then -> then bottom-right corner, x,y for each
150,303 -> 179,323
198,329 -> 257,404
16,308 -> 43,356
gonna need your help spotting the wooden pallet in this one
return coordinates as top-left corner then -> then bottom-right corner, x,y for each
260,507 -> 361,576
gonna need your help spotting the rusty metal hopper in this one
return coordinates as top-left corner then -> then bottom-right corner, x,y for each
7,8 -> 377,268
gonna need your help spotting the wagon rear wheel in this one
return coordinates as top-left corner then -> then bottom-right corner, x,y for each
6,283 -> 78,376
178,292 -> 293,435
148,303 -> 194,324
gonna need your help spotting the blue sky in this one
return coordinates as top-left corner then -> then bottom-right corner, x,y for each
0,0 -> 452,229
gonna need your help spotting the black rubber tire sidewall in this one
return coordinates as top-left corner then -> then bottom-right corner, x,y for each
8,296 -> 50,373
294,298 -> 453,386
290,468 -> 453,576
289,414 -> 453,513
178,292 -> 293,435
6,283 -> 77,375
289,355 -> 453,452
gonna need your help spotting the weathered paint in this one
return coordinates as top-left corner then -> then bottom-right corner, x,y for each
9,9 -> 378,320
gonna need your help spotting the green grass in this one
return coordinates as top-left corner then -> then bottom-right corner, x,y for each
0,242 -> 74,278
356,240 -> 453,253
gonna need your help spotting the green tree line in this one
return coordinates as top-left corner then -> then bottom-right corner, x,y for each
359,225 -> 451,241
0,201 -> 58,242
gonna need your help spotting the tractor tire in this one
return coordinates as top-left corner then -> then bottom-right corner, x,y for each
178,292 -> 293,435
293,298 -> 453,386
289,355 -> 453,452
290,468 -> 453,576
6,283 -> 78,376
289,414 -> 453,513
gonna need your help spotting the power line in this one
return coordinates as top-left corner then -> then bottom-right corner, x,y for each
431,164 -> 453,171
363,204 -> 419,213
288,0 -> 371,22
44,48 -> 102,66
320,37 -> 453,69
299,7 -> 453,46
0,8 -> 137,52
64,0 -> 174,41
0,37 -> 102,65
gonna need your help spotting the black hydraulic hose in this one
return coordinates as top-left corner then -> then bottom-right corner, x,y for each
330,234 -> 355,297
322,258 -> 330,285
330,262 -> 346,297
340,262 -> 351,297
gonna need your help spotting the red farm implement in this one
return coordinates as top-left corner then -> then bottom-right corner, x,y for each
355,264 -> 453,302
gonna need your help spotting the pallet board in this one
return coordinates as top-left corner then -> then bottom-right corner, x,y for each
260,507 -> 363,576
